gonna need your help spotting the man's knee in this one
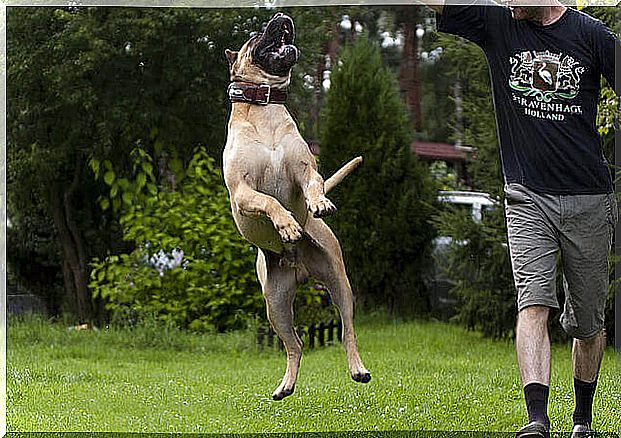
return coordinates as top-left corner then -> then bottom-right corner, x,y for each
518,305 -> 550,325
571,328 -> 606,343
560,304 -> 606,340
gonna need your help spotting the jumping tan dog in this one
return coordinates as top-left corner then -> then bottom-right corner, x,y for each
223,13 -> 371,401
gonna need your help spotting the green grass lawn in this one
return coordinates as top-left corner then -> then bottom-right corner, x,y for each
7,314 -> 621,433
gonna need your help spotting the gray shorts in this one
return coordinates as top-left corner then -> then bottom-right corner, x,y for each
504,183 -> 617,340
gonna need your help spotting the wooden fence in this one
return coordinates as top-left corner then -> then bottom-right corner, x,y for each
257,319 -> 342,350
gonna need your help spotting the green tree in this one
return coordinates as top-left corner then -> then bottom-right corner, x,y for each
7,7 -> 329,322
8,8 -> 253,321
588,6 -> 619,162
319,35 -> 437,313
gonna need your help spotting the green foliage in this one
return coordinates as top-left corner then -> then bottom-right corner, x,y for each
6,200 -> 65,314
293,282 -> 339,327
597,87 -> 619,137
419,46 -> 458,143
429,161 -> 468,191
433,206 -> 516,339
7,8 -> 247,317
7,7 -> 328,320
427,35 -> 514,338
319,35 -> 437,313
435,35 -> 502,196
89,148 -> 261,332
587,6 -> 620,162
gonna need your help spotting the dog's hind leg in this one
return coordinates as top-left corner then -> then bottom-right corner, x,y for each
260,250 -> 303,400
299,219 -> 371,384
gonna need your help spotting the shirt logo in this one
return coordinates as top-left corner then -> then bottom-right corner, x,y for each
509,50 -> 585,103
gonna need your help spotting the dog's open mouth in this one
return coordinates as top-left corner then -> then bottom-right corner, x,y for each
253,13 -> 299,77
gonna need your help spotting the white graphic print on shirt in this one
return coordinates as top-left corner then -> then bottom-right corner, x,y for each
509,50 -> 585,121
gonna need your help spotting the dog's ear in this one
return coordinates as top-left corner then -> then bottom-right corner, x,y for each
225,49 -> 238,67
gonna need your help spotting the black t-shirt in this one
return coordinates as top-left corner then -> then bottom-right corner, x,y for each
438,2 -> 619,194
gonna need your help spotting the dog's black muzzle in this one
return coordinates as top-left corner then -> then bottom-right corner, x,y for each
253,13 -> 299,77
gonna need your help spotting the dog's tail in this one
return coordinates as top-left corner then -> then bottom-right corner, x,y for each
324,156 -> 363,194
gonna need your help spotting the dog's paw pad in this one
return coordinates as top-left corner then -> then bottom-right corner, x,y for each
272,385 -> 295,401
352,371 -> 371,384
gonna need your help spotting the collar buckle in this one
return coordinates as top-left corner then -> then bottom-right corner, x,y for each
256,84 -> 272,105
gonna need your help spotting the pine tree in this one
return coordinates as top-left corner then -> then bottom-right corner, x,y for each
319,35 -> 437,313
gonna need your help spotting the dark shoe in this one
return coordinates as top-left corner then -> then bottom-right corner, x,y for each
571,424 -> 595,438
516,421 -> 550,438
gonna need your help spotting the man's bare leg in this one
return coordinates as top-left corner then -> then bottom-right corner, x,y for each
571,331 -> 606,429
573,331 -> 606,383
516,306 -> 551,433
517,306 -> 551,386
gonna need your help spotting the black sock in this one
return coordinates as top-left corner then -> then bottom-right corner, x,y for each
524,383 -> 550,428
573,378 -> 597,426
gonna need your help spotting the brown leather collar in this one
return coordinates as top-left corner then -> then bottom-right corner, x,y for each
228,82 -> 288,105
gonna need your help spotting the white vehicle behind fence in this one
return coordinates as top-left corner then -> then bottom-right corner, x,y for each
437,190 -> 496,223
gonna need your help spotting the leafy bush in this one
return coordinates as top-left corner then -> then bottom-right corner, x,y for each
89,147 -> 262,332
293,281 -> 339,327
319,35 -> 437,314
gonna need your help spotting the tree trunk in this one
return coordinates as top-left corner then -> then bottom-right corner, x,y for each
398,9 -> 422,132
49,160 -> 93,323
311,17 -> 341,139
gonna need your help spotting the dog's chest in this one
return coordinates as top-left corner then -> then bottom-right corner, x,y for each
254,145 -> 295,199
265,145 -> 285,173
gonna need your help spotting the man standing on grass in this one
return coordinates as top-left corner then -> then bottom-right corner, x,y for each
420,0 -> 619,436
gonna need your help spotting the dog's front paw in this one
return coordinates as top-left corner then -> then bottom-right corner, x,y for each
273,211 -> 303,243
307,196 -> 337,218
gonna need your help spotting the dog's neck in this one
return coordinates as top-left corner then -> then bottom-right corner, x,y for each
228,82 -> 288,105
